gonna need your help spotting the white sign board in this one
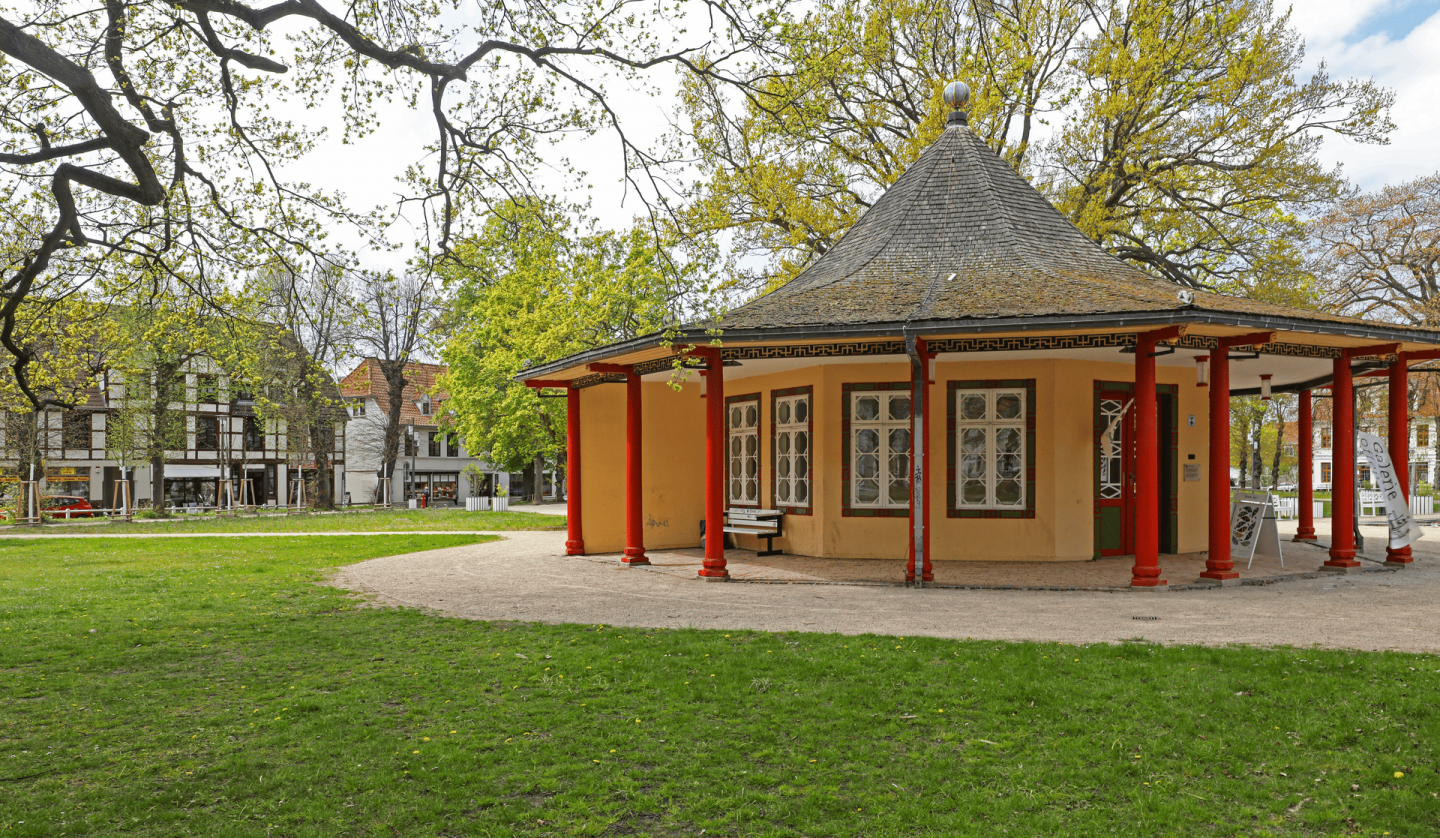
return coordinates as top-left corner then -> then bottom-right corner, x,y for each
1230,490 -> 1284,568
1356,432 -> 1420,550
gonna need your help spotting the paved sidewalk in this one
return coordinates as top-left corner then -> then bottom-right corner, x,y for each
330,521 -> 1440,652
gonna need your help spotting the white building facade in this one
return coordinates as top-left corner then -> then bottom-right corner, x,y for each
339,358 -> 509,506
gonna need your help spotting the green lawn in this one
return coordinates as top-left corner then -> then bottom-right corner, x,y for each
2,537 -> 1438,836
26,507 -> 565,534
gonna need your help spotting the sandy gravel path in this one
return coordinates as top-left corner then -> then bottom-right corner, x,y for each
330,522 -> 1440,652
0,531 -> 521,539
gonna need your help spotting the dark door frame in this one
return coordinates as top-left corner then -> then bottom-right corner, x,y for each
1093,381 -> 1179,559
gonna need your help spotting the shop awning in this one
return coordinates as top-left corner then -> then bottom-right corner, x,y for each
166,465 -> 223,478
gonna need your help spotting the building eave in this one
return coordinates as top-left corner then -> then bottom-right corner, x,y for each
515,309 -> 1440,383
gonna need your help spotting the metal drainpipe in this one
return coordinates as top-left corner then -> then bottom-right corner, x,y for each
905,333 -> 925,588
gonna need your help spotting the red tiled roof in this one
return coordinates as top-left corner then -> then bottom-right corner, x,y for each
339,358 -> 450,425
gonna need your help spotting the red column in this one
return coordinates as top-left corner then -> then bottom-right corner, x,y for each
905,340 -> 934,584
1201,346 -> 1238,583
623,371 -> 648,566
1386,355 -> 1413,565
700,348 -> 729,580
1295,389 -> 1317,541
1326,358 -> 1359,568
565,386 -> 584,555
922,347 -> 934,584
1131,331 -> 1166,587
907,357 -> 919,583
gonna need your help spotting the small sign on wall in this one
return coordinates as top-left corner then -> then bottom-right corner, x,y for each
1183,464 -> 1201,482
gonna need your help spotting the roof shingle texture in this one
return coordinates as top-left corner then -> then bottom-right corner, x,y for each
717,119 -> 1382,332
339,358 -> 449,425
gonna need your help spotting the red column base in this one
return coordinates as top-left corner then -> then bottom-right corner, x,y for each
565,540 -> 585,556
1201,552 -> 1237,580
1293,528 -> 1318,541
622,548 -> 649,566
1323,553 -> 1360,570
698,564 -> 729,580
1384,547 -> 1414,566
1199,570 -> 1239,581
1130,577 -> 1168,588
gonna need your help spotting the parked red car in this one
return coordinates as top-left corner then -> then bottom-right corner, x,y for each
43,496 -> 96,519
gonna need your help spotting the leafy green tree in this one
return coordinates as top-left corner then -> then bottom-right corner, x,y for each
439,202 -> 682,500
247,256 -> 358,509
0,0 -> 771,407
675,0 -> 1392,300
1311,173 -> 1440,326
103,268 -> 262,511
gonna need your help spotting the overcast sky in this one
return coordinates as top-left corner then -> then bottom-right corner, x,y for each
296,0 -> 1440,271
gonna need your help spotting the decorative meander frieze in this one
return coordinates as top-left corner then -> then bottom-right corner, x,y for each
569,333 -> 1366,388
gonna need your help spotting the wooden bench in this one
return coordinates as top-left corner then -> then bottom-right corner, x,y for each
723,508 -> 784,556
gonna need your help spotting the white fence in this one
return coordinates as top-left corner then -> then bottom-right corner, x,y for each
1272,494 -> 1433,519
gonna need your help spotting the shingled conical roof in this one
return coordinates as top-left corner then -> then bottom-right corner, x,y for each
716,114 -> 1340,331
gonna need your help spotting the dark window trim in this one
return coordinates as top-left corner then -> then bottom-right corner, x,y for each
946,379 -> 1037,519
841,382 -> 910,518
195,415 -> 219,451
769,385 -> 813,516
724,392 -> 761,509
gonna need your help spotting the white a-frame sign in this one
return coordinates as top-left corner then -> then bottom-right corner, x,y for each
1230,490 -> 1284,568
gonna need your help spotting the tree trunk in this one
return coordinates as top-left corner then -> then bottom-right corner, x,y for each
310,415 -> 335,509
1272,414 -> 1287,490
150,362 -> 182,513
377,360 -> 409,493
13,412 -> 40,521
532,452 -> 545,504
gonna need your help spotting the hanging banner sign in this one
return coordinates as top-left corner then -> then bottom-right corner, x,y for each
1356,432 -> 1419,550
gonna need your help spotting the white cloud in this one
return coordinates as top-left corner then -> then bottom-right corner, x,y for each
1297,0 -> 1440,189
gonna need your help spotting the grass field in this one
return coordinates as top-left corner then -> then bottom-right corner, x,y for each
25,508 -> 565,534
2,537 -> 1437,836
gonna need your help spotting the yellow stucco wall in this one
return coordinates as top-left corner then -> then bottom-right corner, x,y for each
577,356 -> 1211,561
578,380 -> 706,554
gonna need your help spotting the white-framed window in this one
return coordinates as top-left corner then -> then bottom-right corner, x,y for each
727,396 -> 760,506
1419,424 -> 1431,448
955,387 -> 1026,510
774,392 -> 811,508
850,390 -> 911,509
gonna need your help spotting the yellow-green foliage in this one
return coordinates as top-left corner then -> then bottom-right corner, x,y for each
439,202 -> 678,471
677,0 -> 1391,301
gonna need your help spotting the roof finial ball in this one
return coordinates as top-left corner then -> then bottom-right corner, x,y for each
943,81 -> 970,126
